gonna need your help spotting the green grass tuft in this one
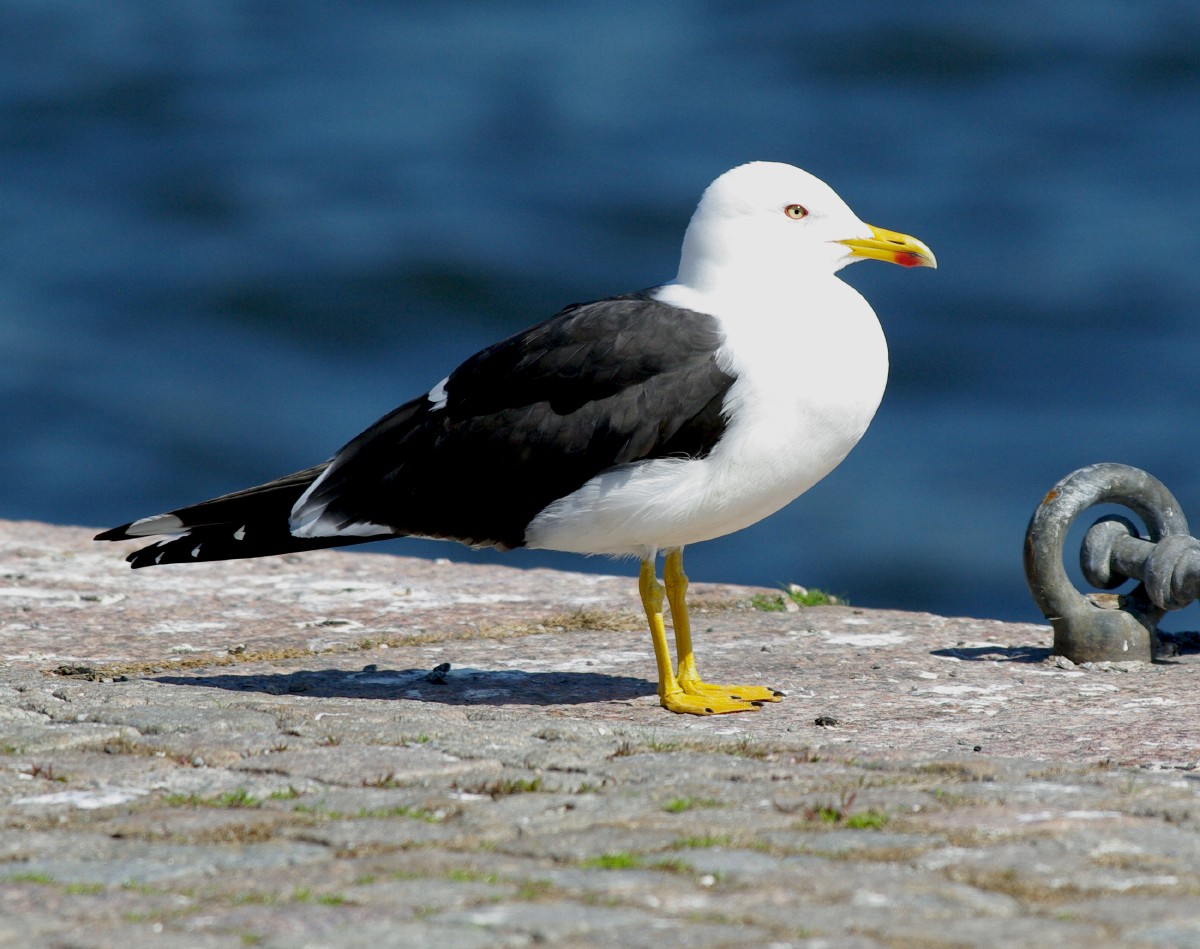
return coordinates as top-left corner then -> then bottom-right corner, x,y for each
515,879 -> 553,900
802,790 -> 887,828
356,805 -> 443,822
844,810 -> 889,829
751,587 -> 846,610
462,775 -> 543,797
787,586 -> 845,607
649,858 -> 693,874
664,796 -> 724,813
580,852 -> 643,870
445,868 -> 501,884
165,787 -> 262,809
750,593 -> 787,612
233,893 -> 276,906
7,871 -> 56,885
671,834 -> 733,850
65,882 -> 105,895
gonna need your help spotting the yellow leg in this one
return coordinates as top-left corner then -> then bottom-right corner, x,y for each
664,548 -> 783,706
639,559 -> 682,705
639,557 -> 759,715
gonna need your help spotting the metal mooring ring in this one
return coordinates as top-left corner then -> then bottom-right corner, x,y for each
1024,463 -> 1190,663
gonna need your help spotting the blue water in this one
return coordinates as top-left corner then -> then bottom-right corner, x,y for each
3,1 -> 1199,623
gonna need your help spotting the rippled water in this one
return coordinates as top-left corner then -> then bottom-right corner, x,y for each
3,2 -> 1199,622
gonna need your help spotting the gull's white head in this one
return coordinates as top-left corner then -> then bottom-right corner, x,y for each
673,161 -> 935,295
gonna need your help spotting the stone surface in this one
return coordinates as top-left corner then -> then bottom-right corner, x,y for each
3,518 -> 1200,947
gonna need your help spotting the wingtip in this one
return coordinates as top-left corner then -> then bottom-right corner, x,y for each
95,513 -> 186,542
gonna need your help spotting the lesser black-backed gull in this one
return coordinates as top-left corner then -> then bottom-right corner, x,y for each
97,161 -> 935,715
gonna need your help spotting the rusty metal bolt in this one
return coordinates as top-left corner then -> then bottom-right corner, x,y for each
1024,463 -> 1192,663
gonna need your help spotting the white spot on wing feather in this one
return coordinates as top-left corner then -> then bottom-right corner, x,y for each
428,376 -> 450,411
290,466 -> 392,540
295,517 -> 392,539
125,513 -> 185,537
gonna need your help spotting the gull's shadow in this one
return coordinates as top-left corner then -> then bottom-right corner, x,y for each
929,645 -> 1053,663
154,666 -> 654,705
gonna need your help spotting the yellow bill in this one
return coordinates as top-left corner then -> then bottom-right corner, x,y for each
840,224 -> 937,269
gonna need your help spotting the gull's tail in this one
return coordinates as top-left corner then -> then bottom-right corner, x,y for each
95,464 -> 388,568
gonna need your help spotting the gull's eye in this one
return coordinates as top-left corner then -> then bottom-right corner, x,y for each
784,204 -> 808,220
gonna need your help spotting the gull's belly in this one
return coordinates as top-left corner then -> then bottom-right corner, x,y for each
525,316 -> 888,557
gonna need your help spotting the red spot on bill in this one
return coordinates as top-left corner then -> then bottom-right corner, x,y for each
894,251 -> 926,268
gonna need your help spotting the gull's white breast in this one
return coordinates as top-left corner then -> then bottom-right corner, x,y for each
524,277 -> 888,557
